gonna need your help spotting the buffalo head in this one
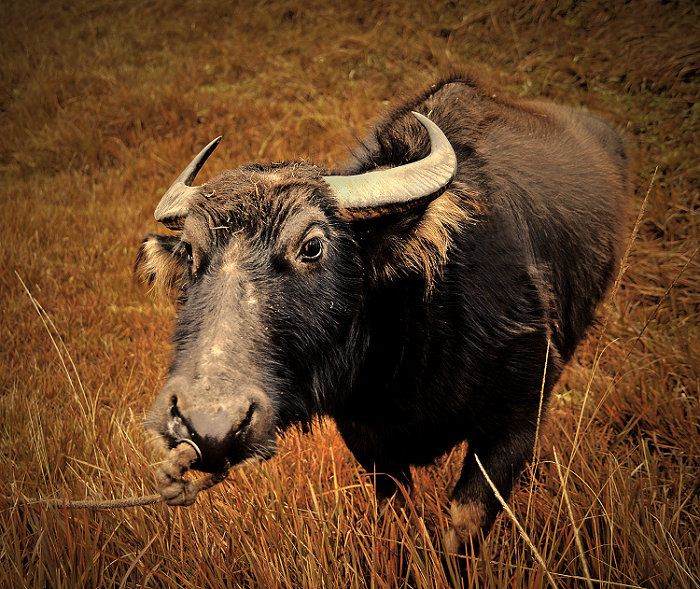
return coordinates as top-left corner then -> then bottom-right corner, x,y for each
138,112 -> 458,473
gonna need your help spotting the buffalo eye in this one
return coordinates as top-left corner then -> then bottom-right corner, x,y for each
299,236 -> 323,262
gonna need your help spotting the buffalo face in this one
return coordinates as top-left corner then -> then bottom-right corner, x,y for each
138,113 -> 457,473
139,165 -> 365,472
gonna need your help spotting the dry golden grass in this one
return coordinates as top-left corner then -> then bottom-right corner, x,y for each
1,0 -> 698,587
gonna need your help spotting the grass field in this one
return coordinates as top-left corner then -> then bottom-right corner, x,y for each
1,0 -> 698,587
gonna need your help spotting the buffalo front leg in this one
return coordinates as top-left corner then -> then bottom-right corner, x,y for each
337,421 -> 414,509
445,427 -> 535,554
353,452 -> 413,511
371,465 -> 413,511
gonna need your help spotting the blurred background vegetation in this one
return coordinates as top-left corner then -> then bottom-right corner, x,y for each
1,1 -> 697,587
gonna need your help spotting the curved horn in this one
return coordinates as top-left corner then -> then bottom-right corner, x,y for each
154,136 -> 222,227
323,112 -> 457,211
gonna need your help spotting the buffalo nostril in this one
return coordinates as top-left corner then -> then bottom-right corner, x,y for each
167,396 -> 192,442
236,403 -> 256,437
165,400 -> 203,463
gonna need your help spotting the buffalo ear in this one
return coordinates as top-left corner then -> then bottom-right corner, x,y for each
345,186 -> 479,292
134,234 -> 189,296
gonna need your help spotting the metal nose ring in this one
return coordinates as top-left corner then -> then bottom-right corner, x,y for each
175,438 -> 203,463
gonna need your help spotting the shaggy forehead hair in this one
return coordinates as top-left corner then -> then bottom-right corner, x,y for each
188,162 -> 337,240
135,162 -> 344,296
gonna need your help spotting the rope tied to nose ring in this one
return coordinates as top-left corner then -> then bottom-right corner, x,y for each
155,441 -> 228,507
30,442 -> 228,510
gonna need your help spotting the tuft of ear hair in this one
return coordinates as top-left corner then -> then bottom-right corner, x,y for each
134,234 -> 189,296
364,186 -> 479,294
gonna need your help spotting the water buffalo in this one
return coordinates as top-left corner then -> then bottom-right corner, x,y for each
136,74 -> 628,550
